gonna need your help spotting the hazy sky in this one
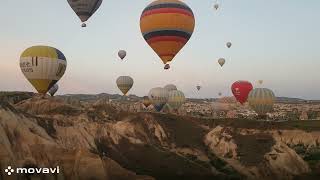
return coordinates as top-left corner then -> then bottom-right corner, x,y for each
1,0 -> 320,99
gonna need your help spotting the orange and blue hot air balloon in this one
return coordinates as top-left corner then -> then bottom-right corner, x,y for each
140,0 -> 195,70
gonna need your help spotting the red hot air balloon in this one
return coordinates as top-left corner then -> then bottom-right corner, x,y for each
231,81 -> 253,104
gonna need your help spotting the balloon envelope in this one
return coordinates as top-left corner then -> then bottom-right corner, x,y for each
116,76 -> 134,95
226,42 -> 232,48
248,88 -> 275,116
148,87 -> 169,112
214,4 -> 219,10
258,80 -> 264,85
140,0 -> 195,66
218,58 -> 225,67
231,81 -> 253,104
168,90 -> 185,110
20,46 -> 67,94
118,50 -> 127,60
67,0 -> 103,24
164,84 -> 177,92
142,96 -> 152,108
48,84 -> 59,96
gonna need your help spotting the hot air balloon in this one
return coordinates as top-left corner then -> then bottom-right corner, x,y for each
164,84 -> 177,92
196,85 -> 201,91
218,58 -> 226,67
226,42 -> 232,48
167,90 -> 186,110
67,0 -> 103,27
118,50 -> 127,60
48,84 -> 59,97
140,0 -> 195,70
258,80 -> 264,85
218,92 -> 222,96
116,76 -> 134,95
214,3 -> 219,10
148,87 -> 169,112
20,46 -> 67,94
142,96 -> 152,108
248,88 -> 275,118
231,81 -> 253,104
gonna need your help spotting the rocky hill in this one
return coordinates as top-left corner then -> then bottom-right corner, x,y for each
0,93 -> 320,179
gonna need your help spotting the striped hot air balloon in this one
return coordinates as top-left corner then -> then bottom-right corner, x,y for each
248,88 -> 275,117
116,76 -> 134,95
164,84 -> 177,92
167,90 -> 185,110
148,87 -> 169,112
20,46 -> 67,94
140,0 -> 195,69
48,84 -> 59,96
67,0 -> 103,27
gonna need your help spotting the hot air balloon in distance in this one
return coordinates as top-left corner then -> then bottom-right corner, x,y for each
231,81 -> 253,104
148,87 -> 169,112
258,80 -> 264,85
226,42 -> 232,48
248,88 -> 275,118
167,90 -> 186,110
218,92 -> 222,96
196,85 -> 201,91
214,3 -> 219,10
67,0 -> 103,27
118,50 -> 127,60
116,76 -> 134,95
164,84 -> 177,92
140,0 -> 195,70
20,46 -> 67,94
218,58 -> 226,67
48,84 -> 59,97
142,96 -> 152,108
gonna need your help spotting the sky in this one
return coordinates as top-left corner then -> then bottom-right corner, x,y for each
0,0 -> 320,99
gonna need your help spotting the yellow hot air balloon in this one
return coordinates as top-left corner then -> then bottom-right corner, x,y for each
167,90 -> 185,110
140,0 -> 195,69
116,76 -> 134,95
248,88 -> 275,117
20,46 -> 67,94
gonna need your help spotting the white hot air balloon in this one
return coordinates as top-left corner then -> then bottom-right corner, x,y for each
148,87 -> 169,112
164,84 -> 177,92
